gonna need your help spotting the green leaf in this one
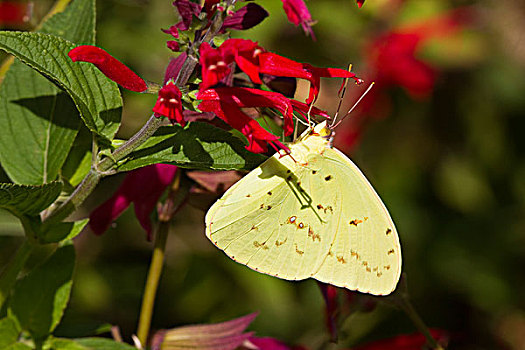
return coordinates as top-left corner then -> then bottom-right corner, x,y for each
39,219 -> 89,244
46,337 -> 137,350
0,316 -> 21,348
8,245 -> 75,341
3,343 -> 33,350
0,0 -> 97,185
0,31 -> 122,142
0,182 -> 62,217
117,123 -> 266,172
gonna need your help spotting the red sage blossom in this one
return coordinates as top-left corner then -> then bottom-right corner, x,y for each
68,45 -> 148,92
153,82 -> 184,125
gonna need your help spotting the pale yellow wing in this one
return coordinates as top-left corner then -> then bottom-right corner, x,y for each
205,132 -> 401,295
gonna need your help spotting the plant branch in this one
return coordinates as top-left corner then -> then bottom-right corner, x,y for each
136,220 -> 170,346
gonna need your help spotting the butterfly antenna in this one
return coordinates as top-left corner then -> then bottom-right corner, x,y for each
332,64 -> 352,127
331,82 -> 375,129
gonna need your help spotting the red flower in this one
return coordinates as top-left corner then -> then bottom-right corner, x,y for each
153,82 -> 184,125
0,1 -> 31,25
352,330 -> 449,350
197,87 -> 292,153
221,3 -> 269,32
199,42 -> 233,90
89,164 -> 178,240
366,9 -> 469,98
356,0 -> 365,8
259,53 -> 359,104
199,39 -> 265,90
68,45 -> 147,92
281,0 -> 316,39
221,39 -> 265,84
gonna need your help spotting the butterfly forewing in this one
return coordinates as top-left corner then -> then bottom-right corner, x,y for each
205,133 -> 401,295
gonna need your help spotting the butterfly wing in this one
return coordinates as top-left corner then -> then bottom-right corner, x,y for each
205,144 -> 401,295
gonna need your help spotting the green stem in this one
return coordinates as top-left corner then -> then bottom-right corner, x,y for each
398,296 -> 443,350
0,239 -> 35,308
136,221 -> 170,346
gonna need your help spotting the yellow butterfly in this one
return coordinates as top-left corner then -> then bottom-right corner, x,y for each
205,121 -> 401,295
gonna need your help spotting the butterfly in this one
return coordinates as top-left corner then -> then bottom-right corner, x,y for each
205,121 -> 401,295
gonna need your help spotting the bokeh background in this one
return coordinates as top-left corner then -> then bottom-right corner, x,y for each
1,0 -> 525,348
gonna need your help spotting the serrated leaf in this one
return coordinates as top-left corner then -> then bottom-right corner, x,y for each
39,219 -> 89,244
45,337 -> 137,350
0,31 -> 122,142
117,122 -> 266,172
0,0 -> 97,185
0,182 -> 62,216
8,245 -> 75,341
0,316 -> 21,348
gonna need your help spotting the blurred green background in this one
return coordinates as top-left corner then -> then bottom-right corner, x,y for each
1,0 -> 525,348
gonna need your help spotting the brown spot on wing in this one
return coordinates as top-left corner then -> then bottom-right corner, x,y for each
275,238 -> 287,246
337,255 -> 346,264
386,228 -> 392,235
324,175 -> 332,181
387,249 -> 395,255
295,244 -> 304,255
349,219 -> 363,226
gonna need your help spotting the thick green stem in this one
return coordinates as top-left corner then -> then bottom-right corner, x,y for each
0,239 -> 34,308
398,296 -> 443,350
136,221 -> 170,346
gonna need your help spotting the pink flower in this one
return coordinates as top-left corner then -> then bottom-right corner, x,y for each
89,164 -> 178,240
151,313 -> 257,350
68,45 -> 147,92
197,87 -> 293,153
281,0 -> 316,39
259,53 -> 359,104
153,82 -> 184,125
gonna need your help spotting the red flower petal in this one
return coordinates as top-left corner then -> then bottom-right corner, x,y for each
153,82 -> 185,125
68,45 -> 147,92
259,53 -> 357,104
357,0 -> 365,8
281,0 -> 316,39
